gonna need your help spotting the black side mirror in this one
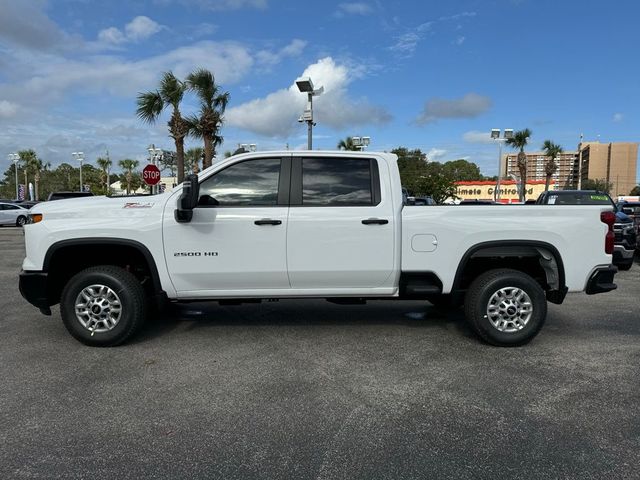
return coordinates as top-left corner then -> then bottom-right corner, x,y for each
174,174 -> 199,223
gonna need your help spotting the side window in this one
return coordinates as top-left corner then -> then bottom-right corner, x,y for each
302,158 -> 376,206
6,204 -> 19,210
198,158 -> 281,207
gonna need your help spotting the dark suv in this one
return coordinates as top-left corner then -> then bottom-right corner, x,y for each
536,190 -> 636,270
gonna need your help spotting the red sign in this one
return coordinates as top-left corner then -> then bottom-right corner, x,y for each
142,164 -> 161,185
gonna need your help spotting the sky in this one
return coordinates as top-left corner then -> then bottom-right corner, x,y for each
0,0 -> 639,180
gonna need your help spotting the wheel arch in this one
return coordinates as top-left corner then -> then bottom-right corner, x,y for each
452,240 -> 567,304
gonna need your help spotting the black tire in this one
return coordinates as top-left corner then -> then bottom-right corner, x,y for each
464,268 -> 547,347
60,266 -> 146,347
16,215 -> 27,227
617,261 -> 633,271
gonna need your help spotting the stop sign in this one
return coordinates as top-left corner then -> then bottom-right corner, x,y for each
142,164 -> 161,186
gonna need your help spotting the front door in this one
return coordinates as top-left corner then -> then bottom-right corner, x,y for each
163,156 -> 290,295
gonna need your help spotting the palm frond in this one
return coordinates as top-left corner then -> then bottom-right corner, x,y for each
159,71 -> 186,108
136,91 -> 164,124
186,68 -> 216,105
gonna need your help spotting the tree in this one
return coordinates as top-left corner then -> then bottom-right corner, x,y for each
582,178 -> 613,193
19,149 -> 43,200
185,68 -> 229,169
337,137 -> 358,151
630,185 -> 640,196
392,147 -> 457,203
541,140 -> 563,192
184,147 -> 204,175
442,159 -> 483,181
118,159 -> 139,194
505,129 -> 532,202
96,156 -> 112,195
137,71 -> 188,183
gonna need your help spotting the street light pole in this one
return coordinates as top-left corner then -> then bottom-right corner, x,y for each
490,129 -> 513,202
72,152 -> 84,192
296,77 -> 324,150
8,153 -> 20,200
352,136 -> 371,151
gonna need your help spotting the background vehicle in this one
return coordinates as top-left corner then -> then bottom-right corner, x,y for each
0,202 -> 30,227
20,152 -> 617,348
617,201 -> 640,250
47,191 -> 94,201
536,190 -> 636,270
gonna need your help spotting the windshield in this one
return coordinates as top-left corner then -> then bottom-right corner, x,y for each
546,193 -> 614,206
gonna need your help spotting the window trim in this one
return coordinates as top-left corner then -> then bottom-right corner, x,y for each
290,156 -> 381,207
195,156 -> 290,208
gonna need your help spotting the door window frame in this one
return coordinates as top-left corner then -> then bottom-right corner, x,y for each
289,156 -> 381,207
195,156 -> 291,208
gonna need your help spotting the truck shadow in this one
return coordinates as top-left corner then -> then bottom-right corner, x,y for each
133,300 -> 474,344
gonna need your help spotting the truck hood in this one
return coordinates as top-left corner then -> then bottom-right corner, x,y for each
31,194 -> 172,220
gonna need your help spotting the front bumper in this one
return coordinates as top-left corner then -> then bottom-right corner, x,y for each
19,271 -> 52,315
613,244 -> 635,261
585,265 -> 618,295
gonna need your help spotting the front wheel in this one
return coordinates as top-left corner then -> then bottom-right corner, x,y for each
16,215 -> 27,227
464,268 -> 547,347
60,266 -> 146,347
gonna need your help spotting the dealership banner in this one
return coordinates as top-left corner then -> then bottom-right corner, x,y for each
455,180 -> 555,203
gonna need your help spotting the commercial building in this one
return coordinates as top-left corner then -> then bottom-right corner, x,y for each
578,141 -> 638,196
501,141 -> 638,195
502,151 -> 578,189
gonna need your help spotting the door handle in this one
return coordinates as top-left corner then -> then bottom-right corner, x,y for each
361,218 -> 389,225
254,219 -> 282,226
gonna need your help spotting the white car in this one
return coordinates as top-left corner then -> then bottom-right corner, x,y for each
0,202 -> 29,227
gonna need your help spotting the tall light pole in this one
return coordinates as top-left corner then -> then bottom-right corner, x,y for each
296,77 -> 324,150
8,153 -> 20,200
72,152 -> 84,191
490,129 -> 513,202
352,136 -> 371,151
147,145 -> 163,195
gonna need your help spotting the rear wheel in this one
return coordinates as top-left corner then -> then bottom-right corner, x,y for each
617,260 -> 633,271
464,268 -> 547,347
60,266 -> 146,347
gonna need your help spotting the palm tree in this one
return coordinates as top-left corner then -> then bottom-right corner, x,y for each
137,71 -> 188,183
541,140 -> 563,192
19,149 -> 43,200
96,156 -> 112,195
505,128 -> 532,201
337,137 -> 358,151
184,147 -> 204,175
185,68 -> 229,170
118,159 -> 139,194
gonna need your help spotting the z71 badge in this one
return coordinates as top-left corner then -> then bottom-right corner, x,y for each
174,251 -> 219,257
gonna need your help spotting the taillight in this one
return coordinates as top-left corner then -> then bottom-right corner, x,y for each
600,211 -> 615,254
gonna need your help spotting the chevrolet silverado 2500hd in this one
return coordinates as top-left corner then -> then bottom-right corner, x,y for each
19,151 -> 618,347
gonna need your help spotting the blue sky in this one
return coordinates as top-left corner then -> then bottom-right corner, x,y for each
0,0 -> 638,180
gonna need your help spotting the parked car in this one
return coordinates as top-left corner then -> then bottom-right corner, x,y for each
617,201 -> 640,250
0,202 -> 30,227
47,191 -> 94,201
536,190 -> 636,270
458,199 -> 498,205
21,151 -> 617,347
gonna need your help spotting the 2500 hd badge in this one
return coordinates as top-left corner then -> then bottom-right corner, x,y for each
174,251 -> 219,257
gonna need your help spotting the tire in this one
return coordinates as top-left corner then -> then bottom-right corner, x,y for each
16,215 -> 27,227
464,268 -> 547,347
60,266 -> 146,347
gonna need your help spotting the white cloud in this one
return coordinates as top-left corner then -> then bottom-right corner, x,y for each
226,57 -> 391,137
156,0 -> 267,10
612,112 -> 624,123
255,39 -> 307,67
463,130 -> 495,144
416,93 -> 492,125
98,16 -> 163,45
455,36 -> 466,45
389,22 -> 432,56
426,148 -> 447,161
0,100 -> 19,119
335,3 -> 374,17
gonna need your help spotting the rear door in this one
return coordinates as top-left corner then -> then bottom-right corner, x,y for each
286,155 -> 395,289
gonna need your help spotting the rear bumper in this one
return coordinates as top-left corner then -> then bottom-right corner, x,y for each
19,271 -> 52,314
585,265 -> 618,295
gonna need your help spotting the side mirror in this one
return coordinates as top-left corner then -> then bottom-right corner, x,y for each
174,174 -> 199,223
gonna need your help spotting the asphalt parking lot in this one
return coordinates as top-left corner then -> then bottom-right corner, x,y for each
1,227 -> 639,479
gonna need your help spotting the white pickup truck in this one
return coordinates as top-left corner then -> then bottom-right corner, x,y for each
19,151 -> 618,347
